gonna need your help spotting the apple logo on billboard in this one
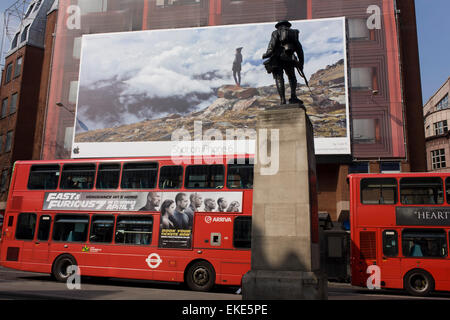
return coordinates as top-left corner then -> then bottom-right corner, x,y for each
73,146 -> 80,154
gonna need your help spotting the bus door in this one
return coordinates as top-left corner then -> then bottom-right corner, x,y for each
32,215 -> 52,263
379,229 -> 402,288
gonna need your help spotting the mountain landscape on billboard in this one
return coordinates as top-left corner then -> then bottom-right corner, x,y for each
73,17 -> 350,156
75,59 -> 346,142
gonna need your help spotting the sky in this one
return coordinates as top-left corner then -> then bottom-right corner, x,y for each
0,0 -> 449,105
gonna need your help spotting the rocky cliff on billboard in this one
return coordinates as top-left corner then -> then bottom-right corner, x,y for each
75,59 -> 346,142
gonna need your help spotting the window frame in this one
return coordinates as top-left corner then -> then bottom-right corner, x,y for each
401,228 -> 448,259
15,212 -> 37,241
185,164 -> 225,189
27,164 -> 60,190
60,163 -> 96,190
382,230 -> 398,257
233,216 -> 251,249
96,163 -> 121,190
52,214 -> 90,242
89,215 -> 115,244
399,177 -> 444,205
360,178 -> 398,205
121,162 -> 158,190
114,215 -> 153,246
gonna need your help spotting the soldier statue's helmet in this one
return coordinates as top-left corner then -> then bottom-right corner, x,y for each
236,47 -> 243,51
275,20 -> 292,28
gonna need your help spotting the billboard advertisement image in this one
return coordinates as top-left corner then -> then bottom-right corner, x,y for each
72,17 -> 349,157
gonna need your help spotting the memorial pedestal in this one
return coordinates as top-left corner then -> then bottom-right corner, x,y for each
242,104 -> 327,300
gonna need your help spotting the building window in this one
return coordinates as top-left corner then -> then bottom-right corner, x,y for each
4,63 -> 13,84
21,25 -> 29,43
11,33 -> 19,49
24,4 -> 35,18
436,94 -> 449,111
433,120 -> 448,135
348,18 -> 373,40
351,67 -> 377,91
14,57 -> 22,78
79,0 -> 108,14
33,0 -> 42,12
5,131 -> 13,152
0,170 -> 8,191
380,162 -> 401,173
352,118 -> 380,144
10,93 -> 18,114
431,149 -> 446,170
1,98 -> 8,118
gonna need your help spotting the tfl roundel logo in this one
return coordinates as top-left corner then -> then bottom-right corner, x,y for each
204,216 -> 212,224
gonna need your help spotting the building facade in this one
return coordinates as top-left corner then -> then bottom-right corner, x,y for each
423,77 -> 450,172
0,0 -> 426,222
0,0 -> 56,213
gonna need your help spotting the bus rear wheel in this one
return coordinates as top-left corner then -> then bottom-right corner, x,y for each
186,261 -> 215,292
404,269 -> 434,297
52,254 -> 78,283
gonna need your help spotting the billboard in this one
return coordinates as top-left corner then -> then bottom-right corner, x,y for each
72,17 -> 349,158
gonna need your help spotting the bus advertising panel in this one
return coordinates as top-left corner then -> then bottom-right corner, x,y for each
72,17 -> 350,158
42,191 -> 243,249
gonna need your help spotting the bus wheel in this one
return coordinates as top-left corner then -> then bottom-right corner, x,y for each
52,254 -> 78,283
404,269 -> 434,297
186,261 -> 215,292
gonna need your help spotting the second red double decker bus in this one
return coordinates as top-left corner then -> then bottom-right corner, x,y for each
349,172 -> 450,296
0,155 -> 253,291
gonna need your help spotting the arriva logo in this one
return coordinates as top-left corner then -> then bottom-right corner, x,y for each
204,216 -> 232,223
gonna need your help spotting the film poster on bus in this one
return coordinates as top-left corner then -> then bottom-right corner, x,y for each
43,191 -> 243,249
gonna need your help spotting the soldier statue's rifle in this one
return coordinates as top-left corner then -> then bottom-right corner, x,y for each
293,53 -> 313,95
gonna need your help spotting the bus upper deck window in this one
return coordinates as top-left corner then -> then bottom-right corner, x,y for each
121,162 -> 158,189
361,178 -> 397,204
28,165 -> 60,190
96,163 -> 120,189
60,164 -> 96,190
400,177 -> 444,205
227,159 -> 254,189
185,165 -> 224,189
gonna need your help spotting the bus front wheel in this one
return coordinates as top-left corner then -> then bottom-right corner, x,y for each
185,261 -> 216,292
404,269 -> 434,297
52,254 -> 78,283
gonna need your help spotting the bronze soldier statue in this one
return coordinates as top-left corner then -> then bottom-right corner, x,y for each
263,20 -> 304,105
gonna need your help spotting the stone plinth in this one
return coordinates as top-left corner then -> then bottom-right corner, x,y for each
242,104 -> 327,300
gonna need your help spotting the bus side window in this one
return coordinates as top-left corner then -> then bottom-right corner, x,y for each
90,215 -> 115,243
400,177 -> 444,205
37,215 -> 52,241
185,165 -> 224,189
402,229 -> 447,258
227,159 -> 254,189
96,163 -> 120,189
159,166 -> 183,189
121,162 -> 158,189
53,215 -> 89,242
233,217 -> 251,249
115,216 -> 153,245
15,213 -> 37,240
382,230 -> 398,257
360,178 -> 397,204
28,165 -> 60,190
60,164 -> 96,190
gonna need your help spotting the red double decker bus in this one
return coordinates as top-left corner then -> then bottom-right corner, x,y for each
349,172 -> 450,296
0,155 -> 253,291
